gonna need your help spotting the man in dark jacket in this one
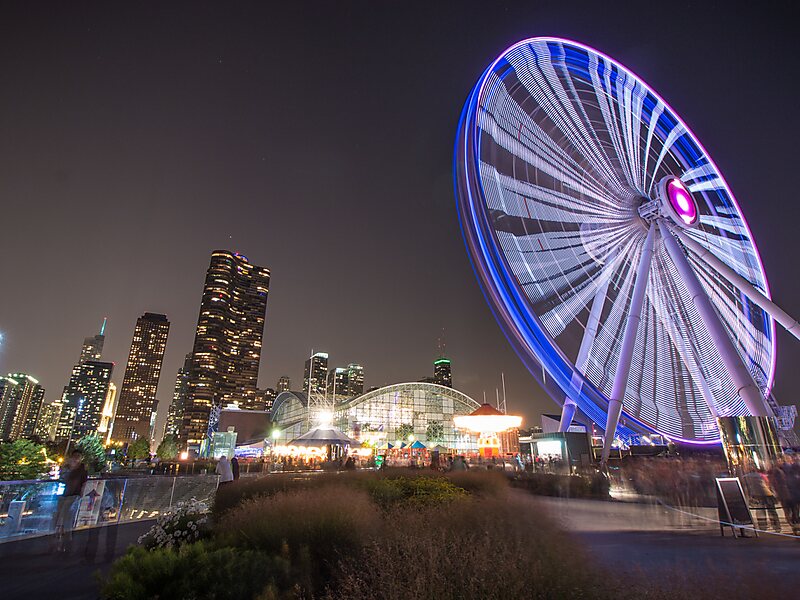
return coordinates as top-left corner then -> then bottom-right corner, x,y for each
53,449 -> 88,552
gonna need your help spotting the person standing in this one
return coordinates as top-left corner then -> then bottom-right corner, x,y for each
53,450 -> 88,552
230,456 -> 240,481
215,455 -> 234,486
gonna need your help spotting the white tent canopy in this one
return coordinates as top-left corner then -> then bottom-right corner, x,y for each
289,425 -> 361,448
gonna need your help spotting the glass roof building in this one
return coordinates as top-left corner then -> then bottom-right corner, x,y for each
270,383 -> 481,449
334,382 -> 480,449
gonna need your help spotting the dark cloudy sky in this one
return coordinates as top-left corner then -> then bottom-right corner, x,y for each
1,1 -> 798,435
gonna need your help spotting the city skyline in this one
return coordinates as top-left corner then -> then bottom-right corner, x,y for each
1,3 -> 799,437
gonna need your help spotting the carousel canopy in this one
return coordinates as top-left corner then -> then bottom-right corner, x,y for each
453,403 -> 523,434
289,425 -> 361,447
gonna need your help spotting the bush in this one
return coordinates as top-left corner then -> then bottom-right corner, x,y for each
137,498 -> 211,550
126,437 -> 151,461
216,485 -> 379,594
366,476 -> 467,508
331,494 -> 602,599
212,471 -> 374,519
102,541 -> 292,600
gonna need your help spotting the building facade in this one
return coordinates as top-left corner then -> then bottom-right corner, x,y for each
327,367 -> 348,399
58,361 -> 114,441
276,375 -> 291,393
346,363 -> 364,396
79,319 -> 107,364
34,401 -> 63,441
165,353 -> 191,439
180,251 -> 270,450
112,313 -> 170,443
255,387 -> 276,411
303,352 -> 328,396
0,374 -> 45,441
97,382 -> 118,442
433,358 -> 452,388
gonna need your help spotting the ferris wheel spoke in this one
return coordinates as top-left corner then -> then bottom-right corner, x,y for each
508,42 -> 629,194
648,270 -> 720,417
645,121 -> 688,196
478,77 -> 617,201
587,53 -> 647,190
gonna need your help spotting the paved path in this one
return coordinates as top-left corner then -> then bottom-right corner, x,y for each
539,497 -> 800,584
0,520 -> 152,600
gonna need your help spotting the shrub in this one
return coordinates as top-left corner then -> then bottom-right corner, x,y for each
366,476 -> 467,508
101,541 -> 292,600
216,485 -> 379,594
137,498 -> 211,550
212,471 -> 370,518
331,494 -> 602,599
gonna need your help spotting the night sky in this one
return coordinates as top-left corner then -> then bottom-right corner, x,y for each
1,2 -> 799,436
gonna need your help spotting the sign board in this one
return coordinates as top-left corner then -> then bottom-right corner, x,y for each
75,480 -> 106,528
715,477 -> 756,537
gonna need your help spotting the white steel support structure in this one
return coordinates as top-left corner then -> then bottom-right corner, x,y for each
601,225 -> 657,463
669,225 -> 800,342
559,260 -> 614,432
658,220 -> 772,417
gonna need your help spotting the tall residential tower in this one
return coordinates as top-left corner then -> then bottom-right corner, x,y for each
180,251 -> 270,451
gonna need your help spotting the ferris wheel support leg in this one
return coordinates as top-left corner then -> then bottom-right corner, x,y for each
658,221 -> 771,417
560,268 -> 613,432
669,225 -> 800,343
601,225 -> 657,464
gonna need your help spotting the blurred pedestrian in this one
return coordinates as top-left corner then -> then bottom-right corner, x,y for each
216,455 -> 234,486
230,456 -> 240,481
52,449 -> 88,552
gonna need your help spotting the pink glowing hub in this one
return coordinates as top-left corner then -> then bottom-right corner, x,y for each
660,176 -> 698,226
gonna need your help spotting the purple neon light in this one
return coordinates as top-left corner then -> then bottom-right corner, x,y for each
455,37 -> 775,446
667,178 -> 698,225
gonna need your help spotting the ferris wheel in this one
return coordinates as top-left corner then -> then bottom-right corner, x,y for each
455,38 -> 800,460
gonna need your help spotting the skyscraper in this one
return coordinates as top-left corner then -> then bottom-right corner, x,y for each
97,382 -> 118,442
59,361 -> 114,441
181,251 -> 270,451
304,352 -> 328,396
79,318 -> 107,364
0,374 -> 45,440
255,388 -> 276,411
34,401 -> 63,442
165,354 -> 191,439
327,367 -> 348,399
112,313 -> 170,443
276,375 -> 291,393
433,358 -> 452,388
346,363 -> 364,396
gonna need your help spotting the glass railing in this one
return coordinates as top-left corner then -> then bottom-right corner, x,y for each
0,475 -> 220,543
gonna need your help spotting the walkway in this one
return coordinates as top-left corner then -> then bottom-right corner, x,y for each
0,520 -> 152,600
540,497 -> 800,584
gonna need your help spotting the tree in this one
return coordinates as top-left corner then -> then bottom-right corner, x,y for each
0,439 -> 48,481
156,434 -> 179,460
76,434 -> 107,474
127,437 -> 151,461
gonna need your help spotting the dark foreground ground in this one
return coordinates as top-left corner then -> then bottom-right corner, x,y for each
0,520 -> 151,600
3,498 -> 800,599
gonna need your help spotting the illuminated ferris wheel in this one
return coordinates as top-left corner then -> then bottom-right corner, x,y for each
455,37 -> 800,460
